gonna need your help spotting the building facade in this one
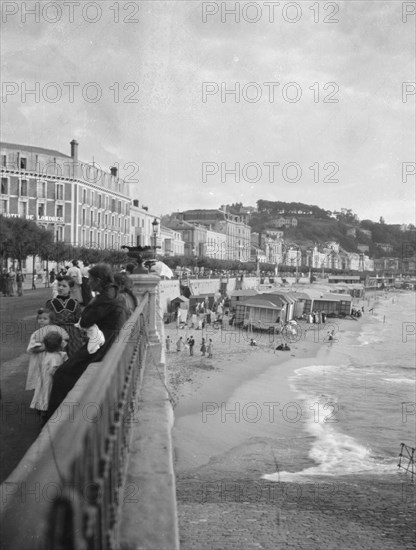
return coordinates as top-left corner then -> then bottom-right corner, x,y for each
180,208 -> 251,261
1,140 -> 131,249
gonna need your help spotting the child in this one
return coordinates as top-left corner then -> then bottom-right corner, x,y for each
26,309 -> 69,394
45,276 -> 83,357
207,339 -> 213,359
30,331 -> 68,414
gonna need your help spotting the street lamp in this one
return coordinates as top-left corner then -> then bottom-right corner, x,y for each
152,218 -> 159,257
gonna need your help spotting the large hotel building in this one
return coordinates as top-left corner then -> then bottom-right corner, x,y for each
0,140 -> 131,249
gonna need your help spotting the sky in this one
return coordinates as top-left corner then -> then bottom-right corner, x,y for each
1,0 -> 415,223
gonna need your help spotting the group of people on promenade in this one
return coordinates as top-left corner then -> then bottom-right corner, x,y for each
24,262 -> 138,421
165,335 -> 213,359
0,267 -> 25,296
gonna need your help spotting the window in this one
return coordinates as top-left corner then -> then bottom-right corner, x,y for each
104,234 -> 108,248
131,216 -> 135,227
105,213 -> 108,226
90,211 -> 94,225
20,179 -> 28,196
90,230 -> 93,244
20,157 -> 27,170
118,201 -> 121,214
111,199 -> 116,212
0,199 -> 7,214
1,177 -> 8,194
2,155 -> 6,167
37,181 -> 46,198
118,216 -> 121,228
97,212 -> 101,227
38,203 -> 45,217
82,209 -> 86,225
105,196 -> 108,210
98,194 -> 102,208
56,184 -> 64,201
97,232 -> 101,247
82,189 -> 87,203
55,226 -> 64,241
82,229 -> 86,245
112,215 -> 115,227
19,201 -> 28,216
56,204 -> 63,218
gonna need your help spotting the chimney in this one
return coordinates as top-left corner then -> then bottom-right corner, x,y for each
110,166 -> 118,177
70,139 -> 78,161
133,199 -> 139,207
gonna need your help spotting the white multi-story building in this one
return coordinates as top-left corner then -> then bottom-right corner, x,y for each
160,225 -> 185,256
1,140 -> 131,249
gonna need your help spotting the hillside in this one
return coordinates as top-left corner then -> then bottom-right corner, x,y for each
250,201 -> 416,256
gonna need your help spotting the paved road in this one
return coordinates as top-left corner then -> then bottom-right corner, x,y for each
0,288 -> 52,482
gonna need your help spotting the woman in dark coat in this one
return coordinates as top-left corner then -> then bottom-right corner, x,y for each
47,264 -> 129,419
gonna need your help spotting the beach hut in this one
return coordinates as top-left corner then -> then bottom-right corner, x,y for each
230,289 -> 259,310
311,293 -> 352,316
235,294 -> 287,330
288,291 -> 311,318
236,295 -> 283,331
170,296 -> 189,312
267,291 -> 297,322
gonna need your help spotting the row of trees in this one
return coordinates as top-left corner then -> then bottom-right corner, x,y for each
0,216 -> 129,269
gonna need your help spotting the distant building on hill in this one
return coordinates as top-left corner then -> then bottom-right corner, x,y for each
272,216 -> 297,228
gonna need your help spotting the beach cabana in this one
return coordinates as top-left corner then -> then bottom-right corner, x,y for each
236,295 -> 282,331
230,289 -> 259,310
170,296 -> 189,312
311,293 -> 352,316
267,291 -> 297,322
288,291 -> 312,318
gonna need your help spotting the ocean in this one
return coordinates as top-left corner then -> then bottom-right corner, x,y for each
173,291 -> 415,482
265,290 -> 416,481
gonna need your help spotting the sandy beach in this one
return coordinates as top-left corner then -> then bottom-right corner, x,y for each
166,303 -> 416,549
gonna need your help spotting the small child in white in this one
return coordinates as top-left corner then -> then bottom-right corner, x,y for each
30,331 -> 68,414
26,309 -> 69,392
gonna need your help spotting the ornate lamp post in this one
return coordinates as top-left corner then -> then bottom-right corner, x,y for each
152,218 -> 159,257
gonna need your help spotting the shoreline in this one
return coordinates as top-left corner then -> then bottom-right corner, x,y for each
167,293 -> 416,549
166,314 -> 354,475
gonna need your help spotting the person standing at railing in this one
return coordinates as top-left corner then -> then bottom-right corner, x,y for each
45,276 -> 83,358
67,260 -> 83,303
46,264 -> 129,420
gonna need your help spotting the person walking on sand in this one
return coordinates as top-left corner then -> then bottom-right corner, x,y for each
200,338 -> 207,356
176,337 -> 183,352
207,339 -> 213,359
166,335 -> 171,352
188,336 -> 195,356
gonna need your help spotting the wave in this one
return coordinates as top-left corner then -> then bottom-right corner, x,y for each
382,377 -> 415,384
263,422 -> 397,481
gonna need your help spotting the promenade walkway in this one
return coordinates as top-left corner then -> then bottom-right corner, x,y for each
0,288 -> 52,482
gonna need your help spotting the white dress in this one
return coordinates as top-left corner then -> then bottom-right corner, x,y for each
30,351 -> 68,411
26,325 -> 69,390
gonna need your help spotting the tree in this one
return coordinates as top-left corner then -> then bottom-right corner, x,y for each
0,216 -> 53,268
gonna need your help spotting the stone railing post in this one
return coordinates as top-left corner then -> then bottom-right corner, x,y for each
131,273 -> 161,343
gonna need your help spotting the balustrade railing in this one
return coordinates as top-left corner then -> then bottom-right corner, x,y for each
0,293 -> 151,550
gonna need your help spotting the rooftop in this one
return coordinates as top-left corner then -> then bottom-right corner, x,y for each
1,142 -> 71,158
